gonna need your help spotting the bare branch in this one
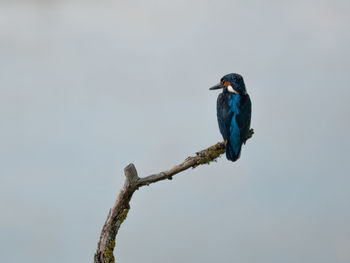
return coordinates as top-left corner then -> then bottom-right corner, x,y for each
94,129 -> 254,263
137,141 -> 226,187
94,165 -> 138,263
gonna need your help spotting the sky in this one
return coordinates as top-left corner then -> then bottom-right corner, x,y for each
1,0 -> 350,262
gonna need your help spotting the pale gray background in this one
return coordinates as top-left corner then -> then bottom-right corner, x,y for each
1,0 -> 349,262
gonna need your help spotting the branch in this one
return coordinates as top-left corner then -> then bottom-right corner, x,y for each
94,129 -> 254,263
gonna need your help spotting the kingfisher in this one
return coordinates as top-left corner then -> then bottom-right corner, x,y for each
210,73 -> 252,162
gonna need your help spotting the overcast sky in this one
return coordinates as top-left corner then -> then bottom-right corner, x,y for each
1,0 -> 350,262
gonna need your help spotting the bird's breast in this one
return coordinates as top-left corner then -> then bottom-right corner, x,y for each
227,94 -> 241,115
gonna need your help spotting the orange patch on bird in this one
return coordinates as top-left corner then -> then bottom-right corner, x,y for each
224,81 -> 231,87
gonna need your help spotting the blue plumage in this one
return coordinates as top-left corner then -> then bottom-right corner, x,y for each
210,73 -> 252,161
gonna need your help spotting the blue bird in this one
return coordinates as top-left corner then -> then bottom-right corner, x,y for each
210,73 -> 252,161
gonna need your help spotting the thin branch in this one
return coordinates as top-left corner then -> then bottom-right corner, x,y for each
94,129 -> 254,263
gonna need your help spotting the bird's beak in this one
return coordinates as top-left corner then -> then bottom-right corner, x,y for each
209,83 -> 224,90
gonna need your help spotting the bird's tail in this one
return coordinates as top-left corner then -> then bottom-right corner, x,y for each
225,142 -> 242,162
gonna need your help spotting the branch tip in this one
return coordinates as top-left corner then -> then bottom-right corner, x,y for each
124,163 -> 139,187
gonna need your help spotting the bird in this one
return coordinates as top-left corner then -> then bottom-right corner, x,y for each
210,73 -> 252,161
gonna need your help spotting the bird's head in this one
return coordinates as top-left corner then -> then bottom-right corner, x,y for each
209,73 -> 247,95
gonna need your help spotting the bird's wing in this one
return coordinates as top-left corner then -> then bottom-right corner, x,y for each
217,93 -> 233,140
235,94 -> 252,141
